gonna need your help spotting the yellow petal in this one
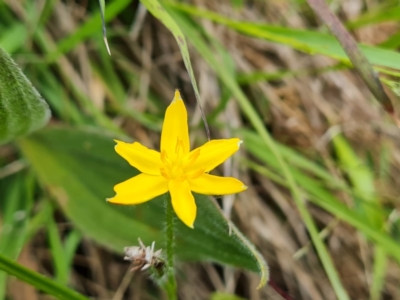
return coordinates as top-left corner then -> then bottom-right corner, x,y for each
115,140 -> 161,175
160,90 -> 190,157
189,174 -> 247,195
107,174 -> 168,205
169,180 -> 196,228
185,138 -> 242,173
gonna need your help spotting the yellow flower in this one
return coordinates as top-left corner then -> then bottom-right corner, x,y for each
107,90 -> 247,228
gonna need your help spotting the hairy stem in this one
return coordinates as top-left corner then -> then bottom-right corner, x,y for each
164,194 -> 177,300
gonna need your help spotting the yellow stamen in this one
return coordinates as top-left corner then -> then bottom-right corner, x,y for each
184,149 -> 200,169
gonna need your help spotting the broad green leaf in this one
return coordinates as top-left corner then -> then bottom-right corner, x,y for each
0,47 -> 50,144
169,3 -> 400,71
18,127 -> 268,287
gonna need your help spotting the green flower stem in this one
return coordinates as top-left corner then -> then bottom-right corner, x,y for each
0,253 -> 88,300
164,194 -> 177,300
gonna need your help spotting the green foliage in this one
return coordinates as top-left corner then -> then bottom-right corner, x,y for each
0,253 -> 89,300
166,7 -> 349,298
0,0 -> 399,298
0,47 -> 50,144
46,0 -> 131,61
210,292 -> 247,300
241,130 -> 400,263
47,219 -> 82,285
0,173 -> 34,299
18,127 -> 269,286
169,3 -> 400,72
332,135 -> 384,228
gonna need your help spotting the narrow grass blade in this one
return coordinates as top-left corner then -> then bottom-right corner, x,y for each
347,3 -> 400,29
0,24 -> 27,53
98,0 -> 111,55
379,31 -> 400,49
169,3 -> 400,72
332,135 -> 384,227
370,247 -> 387,300
47,219 -> 82,285
47,0 -> 131,61
0,173 -> 34,299
47,219 -> 66,284
242,130 -> 400,264
332,134 -> 388,299
0,253 -> 89,300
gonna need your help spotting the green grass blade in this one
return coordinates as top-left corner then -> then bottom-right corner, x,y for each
24,200 -> 53,243
0,173 -> 34,299
379,31 -> 400,49
247,161 -> 400,263
0,23 -> 27,53
347,4 -> 400,29
37,0 -> 58,27
332,134 -> 389,299
169,3 -> 400,72
243,131 -> 400,264
0,253 -> 89,300
370,247 -> 387,300
63,230 -> 83,274
48,219 -> 82,286
98,0 -> 111,54
332,135 -> 384,227
211,292 -> 246,300
46,0 -> 131,61
32,30 -> 120,131
47,219 -> 68,285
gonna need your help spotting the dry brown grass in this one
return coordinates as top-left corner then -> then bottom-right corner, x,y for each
3,0 -> 400,299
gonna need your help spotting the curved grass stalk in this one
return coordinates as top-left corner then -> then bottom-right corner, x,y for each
0,253 -> 88,300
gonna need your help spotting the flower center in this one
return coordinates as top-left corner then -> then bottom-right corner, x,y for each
160,139 -> 202,181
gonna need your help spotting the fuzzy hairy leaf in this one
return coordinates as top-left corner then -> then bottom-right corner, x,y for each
0,48 -> 50,144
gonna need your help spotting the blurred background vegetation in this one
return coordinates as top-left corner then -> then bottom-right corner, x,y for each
1,0 -> 400,299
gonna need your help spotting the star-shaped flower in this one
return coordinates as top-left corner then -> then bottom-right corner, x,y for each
107,90 -> 247,228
